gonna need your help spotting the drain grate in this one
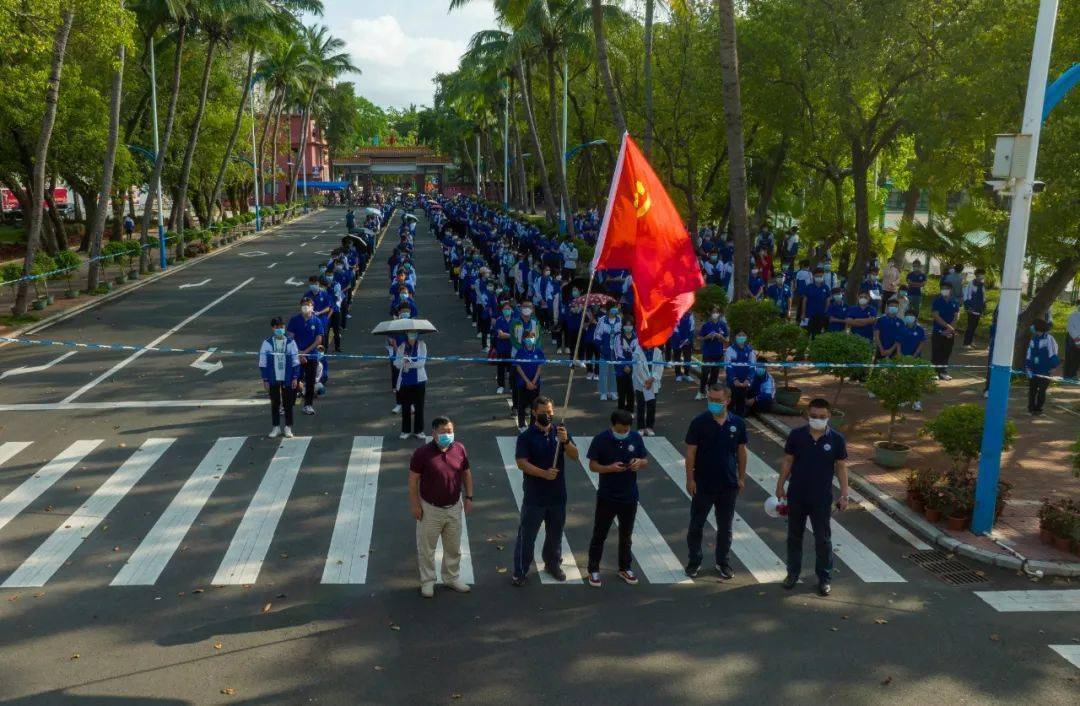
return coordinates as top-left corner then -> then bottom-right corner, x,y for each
907,549 -> 989,586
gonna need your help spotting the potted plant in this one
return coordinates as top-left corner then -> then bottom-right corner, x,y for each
124,240 -> 141,279
1,263 -> 22,300
906,468 -> 938,514
865,355 -> 938,468
922,404 -> 1017,474
758,322 -> 809,408
807,332 -> 875,429
31,252 -> 56,308
944,476 -> 975,531
101,242 -> 128,284
53,249 -> 82,298
924,482 -> 948,523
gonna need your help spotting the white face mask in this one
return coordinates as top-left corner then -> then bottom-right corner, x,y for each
808,417 -> 829,431
301,305 -> 313,315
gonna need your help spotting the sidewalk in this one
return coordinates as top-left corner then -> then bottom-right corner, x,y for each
754,355 -> 1080,577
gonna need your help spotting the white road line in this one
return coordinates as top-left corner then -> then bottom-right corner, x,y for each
0,399 -> 265,411
267,262 -> 278,269
573,437 -> 691,584
744,450 -> 905,583
496,437 -> 583,583
747,417 -> 931,551
2,438 -> 174,587
0,439 -> 103,532
286,251 -> 294,257
1,350 -> 77,379
61,279 -> 254,403
644,437 -> 786,583
1049,645 -> 1080,669
111,437 -> 245,586
434,513 -> 475,585
212,436 -> 311,585
974,589 -> 1080,612
0,441 -> 33,468
321,437 -> 382,584
300,242 -> 307,247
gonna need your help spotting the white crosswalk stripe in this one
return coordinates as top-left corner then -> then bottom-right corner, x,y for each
111,437 -> 246,586
1049,645 -> 1080,670
644,437 -> 787,583
212,437 -> 311,586
3,438 -> 175,588
744,450 -> 905,583
974,589 -> 1080,612
322,437 -> 382,584
0,441 -> 33,468
0,439 -> 103,533
496,437 -> 583,583
574,437 -> 691,584
434,514 -> 475,585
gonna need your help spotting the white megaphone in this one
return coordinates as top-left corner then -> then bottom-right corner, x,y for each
764,496 -> 787,519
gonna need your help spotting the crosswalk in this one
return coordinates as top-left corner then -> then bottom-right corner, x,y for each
0,433 -> 1049,592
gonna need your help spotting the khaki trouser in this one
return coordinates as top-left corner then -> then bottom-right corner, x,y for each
416,498 -> 462,587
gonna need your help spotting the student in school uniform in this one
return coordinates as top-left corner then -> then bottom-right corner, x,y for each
930,282 -> 962,380
394,331 -> 429,441
724,331 -> 756,416
962,269 -> 987,348
493,301 -> 515,394
632,339 -> 665,436
1025,318 -> 1060,415
873,300 -> 904,361
906,260 -> 928,315
846,292 -> 878,342
667,311 -> 695,382
513,333 -> 546,432
593,306 -> 623,402
697,306 -> 728,400
613,320 -> 638,413
285,296 -> 324,416
826,288 -> 849,333
258,317 -> 300,439
800,268 -> 832,337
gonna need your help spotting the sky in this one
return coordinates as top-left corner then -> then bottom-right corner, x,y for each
307,1 -> 499,110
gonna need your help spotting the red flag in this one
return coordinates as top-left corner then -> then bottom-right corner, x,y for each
591,134 -> 703,348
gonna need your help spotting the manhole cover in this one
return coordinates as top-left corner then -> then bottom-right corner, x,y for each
907,549 -> 989,586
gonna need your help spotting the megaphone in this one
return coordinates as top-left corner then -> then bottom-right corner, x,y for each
764,496 -> 788,518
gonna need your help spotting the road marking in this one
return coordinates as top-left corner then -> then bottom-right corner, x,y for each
61,279 -> 254,403
644,437 -> 786,583
178,279 -> 211,289
286,251 -> 294,257
573,437 -> 691,584
2,438 -> 174,587
974,589 -> 1080,612
0,439 -> 103,532
300,242 -> 307,247
111,437 -> 245,586
1,350 -> 77,380
434,513 -> 475,585
310,235 -> 318,240
744,450 -> 905,583
321,437 -> 382,584
496,437 -> 583,584
1049,645 -> 1080,669
267,262 -> 278,269
212,436 -> 311,585
0,399 -> 265,411
747,417 -> 931,551
285,277 -> 304,286
0,441 -> 33,468
236,250 -> 268,258
189,348 -> 223,375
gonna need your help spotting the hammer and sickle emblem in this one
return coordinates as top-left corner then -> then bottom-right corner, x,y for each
633,180 -> 652,218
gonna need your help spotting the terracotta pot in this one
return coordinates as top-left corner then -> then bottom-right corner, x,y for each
1053,535 -> 1070,552
946,515 -> 967,531
909,498 -> 925,514
924,507 -> 942,522
1039,528 -> 1054,545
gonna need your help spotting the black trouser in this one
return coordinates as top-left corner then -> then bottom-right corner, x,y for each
340,290 -> 352,328
516,385 -> 539,427
615,374 -> 635,411
700,355 -> 722,394
786,497 -> 833,583
300,359 -> 318,405
635,392 -> 656,430
478,317 -> 491,348
931,332 -> 955,377
666,345 -> 691,377
496,352 -> 511,389
1028,375 -> 1050,412
1066,337 -> 1080,379
268,382 -> 295,427
587,496 -> 637,572
807,313 -> 829,338
327,311 -> 343,351
729,383 -> 749,416
686,487 -> 739,567
908,293 -> 923,316
963,311 -> 981,346
400,383 -> 425,434
747,397 -> 774,416
584,340 -> 599,375
562,266 -> 575,281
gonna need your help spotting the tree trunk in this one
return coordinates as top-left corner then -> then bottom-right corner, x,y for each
208,47 -> 255,227
139,22 -> 186,270
257,88 -> 281,206
173,37 -> 218,259
590,0 -> 626,137
88,29 -> 125,291
460,136 -> 476,185
510,93 -> 529,211
514,57 -> 558,224
1014,256 -> 1080,363
14,9 -> 74,315
751,136 -> 787,231
890,183 -> 921,262
269,97 -> 284,206
545,50 -> 576,238
716,0 -> 750,301
847,141 -> 872,300
287,88 -> 317,203
643,0 -> 655,157
44,185 -> 67,252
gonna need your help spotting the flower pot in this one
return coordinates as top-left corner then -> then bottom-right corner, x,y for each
775,387 -> 801,408
64,288 -> 80,299
1039,528 -> 1054,545
910,498 -> 925,514
102,281 -> 113,292
829,409 -> 847,430
1053,535 -> 1070,552
31,298 -> 47,311
44,295 -> 54,305
127,270 -> 139,280
924,507 -> 942,523
874,441 -> 911,469
115,275 -> 127,285
945,515 -> 967,531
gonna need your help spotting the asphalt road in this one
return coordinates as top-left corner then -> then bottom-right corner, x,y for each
0,208 -> 1076,705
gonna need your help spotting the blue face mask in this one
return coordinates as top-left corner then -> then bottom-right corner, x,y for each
736,335 -> 748,345
904,315 -> 916,326
756,366 -> 766,376
273,328 -> 285,338
437,432 -> 454,448
612,430 -> 630,441
708,401 -> 726,416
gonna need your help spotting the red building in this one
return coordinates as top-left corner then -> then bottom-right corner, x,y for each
270,114 -> 330,203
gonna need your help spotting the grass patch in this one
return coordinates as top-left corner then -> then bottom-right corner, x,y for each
0,224 -> 24,245
0,313 -> 39,327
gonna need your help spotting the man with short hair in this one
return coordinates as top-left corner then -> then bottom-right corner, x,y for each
285,296 -> 323,415
776,398 -> 849,596
962,269 -> 987,348
683,385 -> 747,580
409,417 -> 473,598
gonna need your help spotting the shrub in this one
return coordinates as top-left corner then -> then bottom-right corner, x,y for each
123,239 -> 142,267
31,252 -> 56,297
727,298 -> 779,346
691,284 -> 730,319
53,249 -> 81,286
1072,433 -> 1080,478
865,355 -> 938,445
101,241 -> 127,278
808,332 -> 875,405
921,403 -> 1016,473
2,262 -> 23,293
757,321 -> 808,389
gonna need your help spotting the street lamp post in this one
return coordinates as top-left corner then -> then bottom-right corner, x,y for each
249,75 -> 261,232
148,39 -> 167,270
559,54 -> 569,233
973,0 -> 1059,535
503,85 -> 509,210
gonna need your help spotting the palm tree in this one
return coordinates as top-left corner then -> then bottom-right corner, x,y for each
716,0 -> 751,300
257,33 -> 306,206
590,0 -> 625,138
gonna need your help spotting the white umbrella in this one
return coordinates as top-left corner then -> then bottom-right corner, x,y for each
371,318 -> 438,335
403,213 -> 418,223
357,227 -> 375,237
365,207 -> 381,216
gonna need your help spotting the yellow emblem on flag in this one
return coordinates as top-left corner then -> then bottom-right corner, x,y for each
633,180 -> 652,218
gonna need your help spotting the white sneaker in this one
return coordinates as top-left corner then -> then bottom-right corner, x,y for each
694,392 -> 705,401
476,332 -> 482,338
399,432 -> 411,440
283,426 -> 294,438
268,427 -> 281,439
518,426 -> 527,434
414,433 -> 430,442
645,429 -> 656,437
444,580 -> 471,593
392,404 -> 402,414
302,405 -> 315,415
912,401 -> 923,412
496,386 -> 504,394
420,583 -> 435,598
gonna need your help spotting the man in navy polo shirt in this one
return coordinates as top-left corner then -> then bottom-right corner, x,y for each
775,398 -> 849,596
585,409 -> 649,587
799,267 -> 831,337
930,282 -> 961,380
511,396 -> 580,586
285,296 -> 324,415
683,385 -> 747,579
873,299 -> 904,361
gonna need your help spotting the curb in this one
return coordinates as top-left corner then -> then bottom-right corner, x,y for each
755,411 -> 1080,578
2,211 -> 318,341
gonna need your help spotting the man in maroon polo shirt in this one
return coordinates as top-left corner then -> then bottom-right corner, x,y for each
409,416 -> 474,598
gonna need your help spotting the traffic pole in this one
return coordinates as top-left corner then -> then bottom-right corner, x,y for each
249,76 -> 261,232
148,39 -> 167,271
973,0 -> 1059,534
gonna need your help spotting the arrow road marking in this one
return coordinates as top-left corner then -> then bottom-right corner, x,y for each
267,262 -> 278,269
285,277 -> 305,286
190,347 -> 223,375
300,242 -> 308,247
237,250 -> 268,258
1,350 -> 77,380
179,279 -> 211,289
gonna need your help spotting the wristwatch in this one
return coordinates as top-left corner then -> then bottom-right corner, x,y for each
465,495 -> 474,501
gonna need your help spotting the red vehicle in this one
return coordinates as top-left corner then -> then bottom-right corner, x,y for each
1,186 -> 70,217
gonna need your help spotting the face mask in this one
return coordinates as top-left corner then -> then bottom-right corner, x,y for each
707,401 -> 726,416
301,305 -> 313,315
887,306 -> 899,315
436,432 -> 455,448
309,284 -> 319,292
571,289 -> 581,297
623,325 -> 634,335
273,328 -> 285,338
833,294 -> 844,302
808,417 -> 829,431
824,265 -> 832,272
335,266 -> 343,273
711,312 -> 721,321
904,315 -> 916,326
1029,325 -> 1038,335
710,256 -> 718,262
756,366 -> 766,376
524,338 -> 536,348
814,277 -> 824,285
407,333 -> 418,342
535,412 -> 552,426
751,269 -> 759,276
858,298 -> 869,306
521,308 -> 533,317
502,308 -> 513,317
543,271 -> 551,277
612,430 -> 630,441
399,312 -> 411,319
940,289 -> 952,299
609,310 -> 619,319
736,335 -> 748,345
